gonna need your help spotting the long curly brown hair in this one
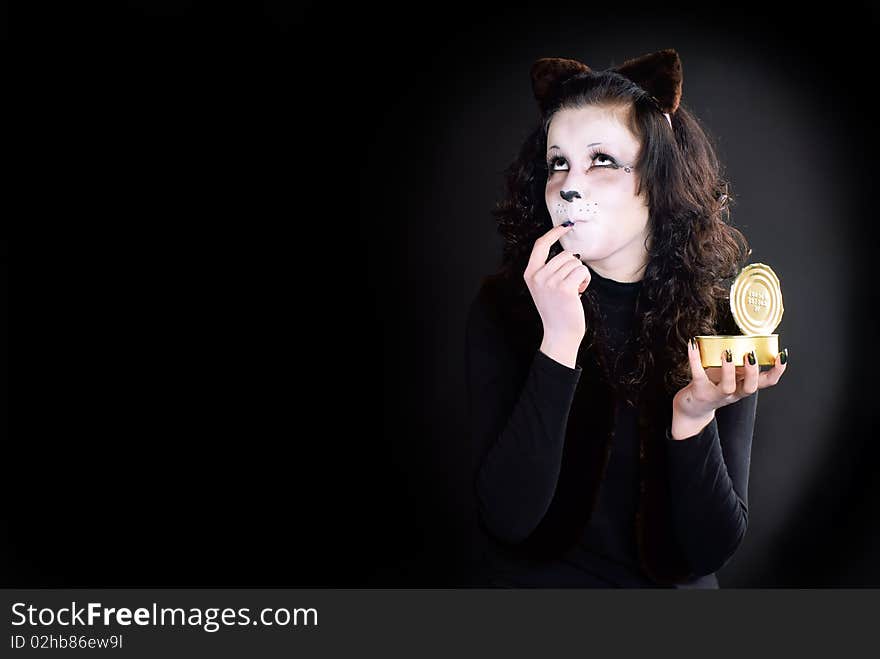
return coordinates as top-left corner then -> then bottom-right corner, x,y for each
488,69 -> 751,404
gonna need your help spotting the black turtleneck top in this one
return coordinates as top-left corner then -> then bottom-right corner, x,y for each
568,266 -> 649,584
466,264 -> 759,588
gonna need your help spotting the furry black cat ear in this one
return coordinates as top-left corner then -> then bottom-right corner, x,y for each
530,57 -> 592,110
612,48 -> 683,115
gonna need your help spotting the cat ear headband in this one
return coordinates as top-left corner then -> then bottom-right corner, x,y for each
530,48 -> 682,128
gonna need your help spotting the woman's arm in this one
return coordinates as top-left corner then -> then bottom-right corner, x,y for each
664,390 -> 758,576
465,288 -> 582,545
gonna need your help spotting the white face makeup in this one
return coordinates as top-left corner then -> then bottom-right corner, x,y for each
545,104 -> 651,283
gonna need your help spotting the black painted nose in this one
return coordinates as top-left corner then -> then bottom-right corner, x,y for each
560,190 -> 581,202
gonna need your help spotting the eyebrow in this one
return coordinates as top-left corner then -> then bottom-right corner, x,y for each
548,142 -> 602,150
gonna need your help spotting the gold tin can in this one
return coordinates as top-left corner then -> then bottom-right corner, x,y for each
695,334 -> 780,367
696,263 -> 784,367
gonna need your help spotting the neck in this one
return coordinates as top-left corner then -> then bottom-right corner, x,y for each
585,261 -> 647,284
581,232 -> 651,282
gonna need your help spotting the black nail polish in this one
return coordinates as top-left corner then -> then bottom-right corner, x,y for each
725,348 -> 733,363
561,220 -> 574,227
748,350 -> 756,365
780,348 -> 788,365
574,253 -> 581,258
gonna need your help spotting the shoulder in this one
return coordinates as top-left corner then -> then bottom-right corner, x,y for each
469,273 -> 505,312
712,268 -> 751,335
706,272 -> 738,335
712,298 -> 739,335
468,272 -> 519,328
467,272 -> 540,353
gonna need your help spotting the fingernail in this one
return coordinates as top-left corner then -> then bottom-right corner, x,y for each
748,349 -> 756,365
573,253 -> 581,258
690,337 -> 696,350
725,348 -> 733,363
561,220 -> 574,227
780,348 -> 788,365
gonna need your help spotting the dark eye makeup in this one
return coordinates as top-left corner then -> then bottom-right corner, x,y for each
547,147 -> 620,173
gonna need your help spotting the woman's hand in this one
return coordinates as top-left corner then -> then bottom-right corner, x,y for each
524,223 -> 591,343
670,340 -> 788,440
524,223 -> 591,368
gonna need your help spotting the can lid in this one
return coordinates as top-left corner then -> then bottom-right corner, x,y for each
729,263 -> 784,335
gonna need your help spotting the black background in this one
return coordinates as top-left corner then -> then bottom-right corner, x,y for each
5,1 -> 879,587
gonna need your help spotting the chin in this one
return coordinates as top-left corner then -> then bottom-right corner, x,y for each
562,237 -> 607,258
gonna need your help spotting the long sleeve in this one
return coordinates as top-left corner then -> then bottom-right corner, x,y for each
465,290 -> 582,545
665,390 -> 758,576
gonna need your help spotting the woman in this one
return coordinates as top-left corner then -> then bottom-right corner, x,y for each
465,49 -> 788,588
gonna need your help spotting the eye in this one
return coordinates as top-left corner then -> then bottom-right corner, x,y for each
546,151 -> 619,175
591,152 -> 617,168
